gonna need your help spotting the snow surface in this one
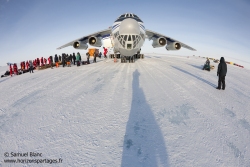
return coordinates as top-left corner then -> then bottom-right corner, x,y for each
0,55 -> 250,167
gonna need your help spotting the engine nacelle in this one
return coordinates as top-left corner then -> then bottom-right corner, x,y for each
88,36 -> 102,47
152,37 -> 167,48
166,42 -> 181,50
73,41 -> 88,50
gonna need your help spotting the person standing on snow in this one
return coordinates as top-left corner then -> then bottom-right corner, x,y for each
49,56 -> 53,69
41,57 -> 44,66
13,63 -> 18,75
216,57 -> 227,90
54,54 -> 59,68
86,52 -> 90,64
70,54 -> 73,63
48,57 -> 50,66
66,54 -> 71,67
33,60 -> 36,68
62,54 -> 66,67
76,52 -> 81,66
44,58 -> 47,65
103,47 -> 107,58
9,64 -> 13,77
73,53 -> 76,65
29,60 -> 34,73
79,53 -> 82,65
37,58 -> 40,67
26,61 -> 29,70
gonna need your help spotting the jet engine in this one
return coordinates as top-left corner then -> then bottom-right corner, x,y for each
88,36 -> 102,47
166,42 -> 181,50
73,41 -> 88,49
152,37 -> 167,48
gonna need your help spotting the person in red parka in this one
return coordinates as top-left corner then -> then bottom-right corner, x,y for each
20,62 -> 22,70
41,57 -> 44,66
13,63 -> 18,75
33,60 -> 36,68
48,57 -> 51,65
103,47 -> 108,58
22,61 -> 25,70
26,61 -> 29,70
44,58 -> 47,65
37,58 -> 40,67
9,64 -> 13,77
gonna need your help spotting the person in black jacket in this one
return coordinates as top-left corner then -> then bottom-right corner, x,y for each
86,52 -> 90,64
62,54 -> 66,67
216,57 -> 227,90
73,53 -> 76,65
49,55 -> 53,69
54,54 -> 59,68
70,54 -> 73,63
79,53 -> 81,65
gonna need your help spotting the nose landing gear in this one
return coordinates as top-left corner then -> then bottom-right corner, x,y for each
109,54 -> 144,63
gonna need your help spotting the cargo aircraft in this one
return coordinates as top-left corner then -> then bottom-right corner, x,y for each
57,13 -> 196,63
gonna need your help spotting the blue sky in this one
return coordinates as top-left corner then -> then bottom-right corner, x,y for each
0,0 -> 250,67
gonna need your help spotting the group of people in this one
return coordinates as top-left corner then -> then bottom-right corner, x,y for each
7,60 -> 34,77
4,47 -> 110,77
5,52 -> 85,77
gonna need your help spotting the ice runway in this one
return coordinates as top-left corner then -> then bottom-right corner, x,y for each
0,55 -> 250,166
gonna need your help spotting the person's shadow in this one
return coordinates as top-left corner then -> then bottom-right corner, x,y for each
121,70 -> 169,167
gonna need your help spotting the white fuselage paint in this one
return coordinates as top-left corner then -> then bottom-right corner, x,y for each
109,18 -> 145,56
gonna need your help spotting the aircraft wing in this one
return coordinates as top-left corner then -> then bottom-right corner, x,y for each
57,28 -> 112,50
145,29 -> 196,51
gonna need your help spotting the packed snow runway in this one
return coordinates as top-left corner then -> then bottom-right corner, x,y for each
0,55 -> 250,167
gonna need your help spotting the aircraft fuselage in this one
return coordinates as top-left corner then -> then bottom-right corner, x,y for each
111,16 -> 145,57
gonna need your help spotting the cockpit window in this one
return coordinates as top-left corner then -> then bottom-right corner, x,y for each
114,13 -> 143,23
133,14 -> 139,18
124,35 -> 127,41
127,44 -> 132,49
132,35 -> 135,41
128,35 -> 131,41
116,32 -> 143,49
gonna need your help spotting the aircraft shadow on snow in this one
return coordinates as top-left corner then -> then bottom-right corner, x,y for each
121,70 -> 169,167
171,66 -> 217,88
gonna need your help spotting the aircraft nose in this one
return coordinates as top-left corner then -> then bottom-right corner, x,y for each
119,18 -> 140,34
